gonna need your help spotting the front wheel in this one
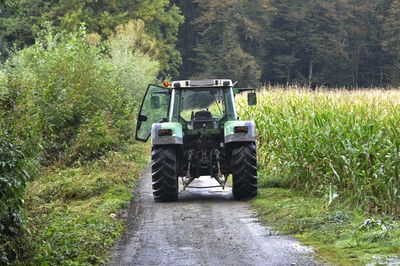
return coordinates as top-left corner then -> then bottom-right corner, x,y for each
151,146 -> 178,202
231,143 -> 258,200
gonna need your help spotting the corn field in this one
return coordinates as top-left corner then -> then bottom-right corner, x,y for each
238,86 -> 400,216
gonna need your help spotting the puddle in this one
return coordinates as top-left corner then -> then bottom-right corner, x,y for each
289,242 -> 314,254
366,256 -> 400,266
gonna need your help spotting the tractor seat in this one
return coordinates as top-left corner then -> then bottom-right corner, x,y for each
193,110 -> 213,121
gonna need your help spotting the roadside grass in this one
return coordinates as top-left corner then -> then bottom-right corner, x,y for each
24,144 -> 149,265
253,188 -> 400,265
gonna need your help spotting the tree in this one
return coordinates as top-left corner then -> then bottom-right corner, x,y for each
173,0 -> 200,79
190,0 -> 262,86
0,0 -> 183,76
175,0 -> 400,87
382,0 -> 400,84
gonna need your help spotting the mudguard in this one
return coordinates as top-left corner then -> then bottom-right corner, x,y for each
151,122 -> 183,145
224,121 -> 256,144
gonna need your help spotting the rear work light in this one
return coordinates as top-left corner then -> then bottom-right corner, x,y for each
234,126 -> 248,133
158,129 -> 173,136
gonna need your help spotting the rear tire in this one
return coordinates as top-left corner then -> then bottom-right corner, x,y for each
152,146 -> 178,202
231,143 -> 258,200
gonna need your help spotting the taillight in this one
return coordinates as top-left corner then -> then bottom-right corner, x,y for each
158,129 -> 173,136
234,126 -> 248,133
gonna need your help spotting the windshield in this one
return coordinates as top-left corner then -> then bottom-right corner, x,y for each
180,89 -> 225,121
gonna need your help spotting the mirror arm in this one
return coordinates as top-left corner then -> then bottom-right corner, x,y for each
238,88 -> 255,93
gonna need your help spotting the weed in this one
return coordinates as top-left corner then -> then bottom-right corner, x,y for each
253,188 -> 400,265
25,144 -> 149,265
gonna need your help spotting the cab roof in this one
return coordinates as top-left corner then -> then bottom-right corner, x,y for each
171,79 -> 233,89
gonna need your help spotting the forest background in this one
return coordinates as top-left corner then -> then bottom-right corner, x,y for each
3,1 -> 400,87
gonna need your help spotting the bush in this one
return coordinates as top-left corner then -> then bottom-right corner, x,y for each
3,25 -> 158,164
0,132 -> 30,265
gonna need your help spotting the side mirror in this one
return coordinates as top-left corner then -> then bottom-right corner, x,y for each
151,96 -> 160,109
248,92 -> 257,106
138,115 -> 148,122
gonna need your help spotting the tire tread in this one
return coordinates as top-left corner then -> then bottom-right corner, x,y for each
152,147 -> 178,202
232,143 -> 258,200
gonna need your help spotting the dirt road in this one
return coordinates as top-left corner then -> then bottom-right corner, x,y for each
109,167 -> 319,266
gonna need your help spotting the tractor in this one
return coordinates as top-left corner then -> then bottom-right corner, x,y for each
135,79 -> 258,201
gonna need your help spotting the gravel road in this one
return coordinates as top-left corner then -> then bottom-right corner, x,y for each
109,167 -> 319,266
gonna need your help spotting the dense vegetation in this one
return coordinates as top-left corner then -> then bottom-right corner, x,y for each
25,146 -> 148,265
0,1 -> 182,263
0,0 -> 183,76
175,0 -> 400,87
237,88 -> 400,264
239,88 -> 400,216
6,0 -> 400,87
0,132 -> 30,265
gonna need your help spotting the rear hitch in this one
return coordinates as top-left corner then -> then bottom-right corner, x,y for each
182,149 -> 227,190
182,151 -> 196,190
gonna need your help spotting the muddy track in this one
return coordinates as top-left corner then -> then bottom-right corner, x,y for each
109,167 -> 319,266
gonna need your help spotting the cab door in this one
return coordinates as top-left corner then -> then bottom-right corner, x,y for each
136,85 -> 171,142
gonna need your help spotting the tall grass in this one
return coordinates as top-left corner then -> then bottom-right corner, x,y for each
238,86 -> 400,216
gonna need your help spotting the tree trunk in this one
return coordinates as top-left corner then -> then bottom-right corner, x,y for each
351,48 -> 360,88
286,67 -> 291,86
308,58 -> 313,88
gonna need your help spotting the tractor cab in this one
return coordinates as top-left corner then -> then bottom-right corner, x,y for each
136,79 -> 237,142
136,79 -> 258,202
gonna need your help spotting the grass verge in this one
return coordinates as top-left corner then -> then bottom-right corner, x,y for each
253,188 -> 400,265
24,144 -> 149,265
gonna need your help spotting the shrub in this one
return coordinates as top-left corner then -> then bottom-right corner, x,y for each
3,25 -> 158,164
0,132 -> 30,265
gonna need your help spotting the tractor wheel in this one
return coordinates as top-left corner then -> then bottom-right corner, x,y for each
151,146 -> 178,202
231,143 -> 258,200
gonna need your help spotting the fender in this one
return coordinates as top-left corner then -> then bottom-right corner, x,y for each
224,121 -> 256,144
151,122 -> 183,145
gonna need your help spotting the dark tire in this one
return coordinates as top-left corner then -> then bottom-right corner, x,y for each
152,146 -> 178,202
231,143 -> 258,200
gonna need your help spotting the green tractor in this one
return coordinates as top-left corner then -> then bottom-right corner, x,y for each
136,79 -> 258,201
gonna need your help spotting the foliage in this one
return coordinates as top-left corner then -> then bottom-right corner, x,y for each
0,0 -> 183,76
253,188 -> 400,265
381,0 -> 400,84
25,144 -> 149,265
3,26 -> 158,165
0,1 -> 177,264
175,0 -> 264,86
0,23 -> 159,264
0,132 -> 30,265
238,87 -> 400,216
175,0 -> 400,87
107,20 -> 160,108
